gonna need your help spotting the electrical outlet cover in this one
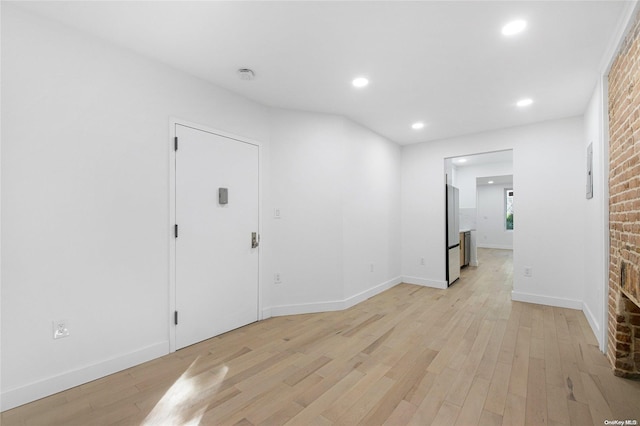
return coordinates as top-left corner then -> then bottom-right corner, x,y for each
53,319 -> 70,339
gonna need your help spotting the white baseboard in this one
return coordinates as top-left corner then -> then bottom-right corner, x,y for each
401,276 -> 448,289
269,299 -> 346,317
261,307 -> 272,320
345,276 -> 402,307
477,244 -> 513,250
511,291 -> 582,310
1,341 -> 169,411
582,301 -> 605,352
268,276 -> 402,317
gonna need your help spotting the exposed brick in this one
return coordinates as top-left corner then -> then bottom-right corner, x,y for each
615,358 -> 635,371
614,369 -> 640,379
617,341 -> 631,352
609,7 -> 640,378
617,324 -> 632,335
616,332 -> 632,343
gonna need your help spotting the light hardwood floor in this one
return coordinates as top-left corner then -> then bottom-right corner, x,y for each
3,249 -> 640,425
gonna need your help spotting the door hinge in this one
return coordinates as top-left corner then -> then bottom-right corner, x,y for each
174,136 -> 178,151
174,224 -> 178,238
174,310 -> 178,325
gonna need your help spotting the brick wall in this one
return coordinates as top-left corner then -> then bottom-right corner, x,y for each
608,9 -> 640,379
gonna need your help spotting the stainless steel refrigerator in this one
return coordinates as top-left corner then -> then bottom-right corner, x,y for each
446,184 -> 460,286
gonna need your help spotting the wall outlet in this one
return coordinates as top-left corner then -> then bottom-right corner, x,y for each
369,263 -> 374,272
524,267 -> 533,277
53,319 -> 70,339
274,273 -> 281,284
420,257 -> 425,266
274,208 -> 281,219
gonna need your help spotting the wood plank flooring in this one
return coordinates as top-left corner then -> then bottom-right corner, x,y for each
3,249 -> 640,425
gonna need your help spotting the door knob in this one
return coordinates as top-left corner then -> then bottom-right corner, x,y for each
251,232 -> 260,248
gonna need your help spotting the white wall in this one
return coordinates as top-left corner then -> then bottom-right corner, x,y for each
476,183 -> 513,249
455,161 -> 514,208
267,110 -> 344,311
342,120 -> 402,300
268,109 -> 401,315
582,79 -> 608,351
401,117 -> 586,307
444,158 -> 454,186
1,5 -> 272,409
1,5 -> 403,409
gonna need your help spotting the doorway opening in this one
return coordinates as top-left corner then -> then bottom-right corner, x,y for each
444,150 -> 514,288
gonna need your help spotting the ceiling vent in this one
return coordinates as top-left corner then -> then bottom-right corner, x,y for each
237,68 -> 255,81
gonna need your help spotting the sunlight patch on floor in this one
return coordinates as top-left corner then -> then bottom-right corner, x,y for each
141,357 -> 228,425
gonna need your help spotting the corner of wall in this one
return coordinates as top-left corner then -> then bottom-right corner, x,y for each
511,291 -> 582,310
582,301 -> 603,350
268,276 -> 402,317
401,276 -> 448,290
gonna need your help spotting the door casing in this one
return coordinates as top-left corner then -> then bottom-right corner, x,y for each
168,118 -> 263,352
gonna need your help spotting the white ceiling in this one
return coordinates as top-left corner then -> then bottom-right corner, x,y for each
476,175 -> 514,186
13,1 -> 629,145
451,150 -> 513,168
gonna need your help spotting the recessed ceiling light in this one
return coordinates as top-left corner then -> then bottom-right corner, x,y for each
411,122 -> 425,130
516,98 -> 533,107
502,19 -> 527,36
456,158 -> 467,163
488,181 -> 494,184
352,77 -> 369,88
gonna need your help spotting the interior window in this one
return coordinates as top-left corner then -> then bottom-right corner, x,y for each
505,189 -> 514,230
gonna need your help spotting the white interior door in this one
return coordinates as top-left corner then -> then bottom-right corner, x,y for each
175,124 -> 259,350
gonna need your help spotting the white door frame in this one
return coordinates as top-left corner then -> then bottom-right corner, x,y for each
168,118 -> 263,353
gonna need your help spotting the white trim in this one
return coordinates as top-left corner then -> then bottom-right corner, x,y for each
345,276 -> 402,307
168,120 -> 177,353
268,277 -> 402,317
600,76 -> 611,354
1,341 -> 168,411
168,117 -> 263,352
476,244 -> 513,250
583,301 -> 601,346
0,0 -> 3,410
261,307 -> 273,319
269,300 -> 347,317
401,275 -> 448,289
511,291 -> 582,310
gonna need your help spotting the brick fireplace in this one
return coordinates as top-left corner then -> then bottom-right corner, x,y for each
608,8 -> 640,379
